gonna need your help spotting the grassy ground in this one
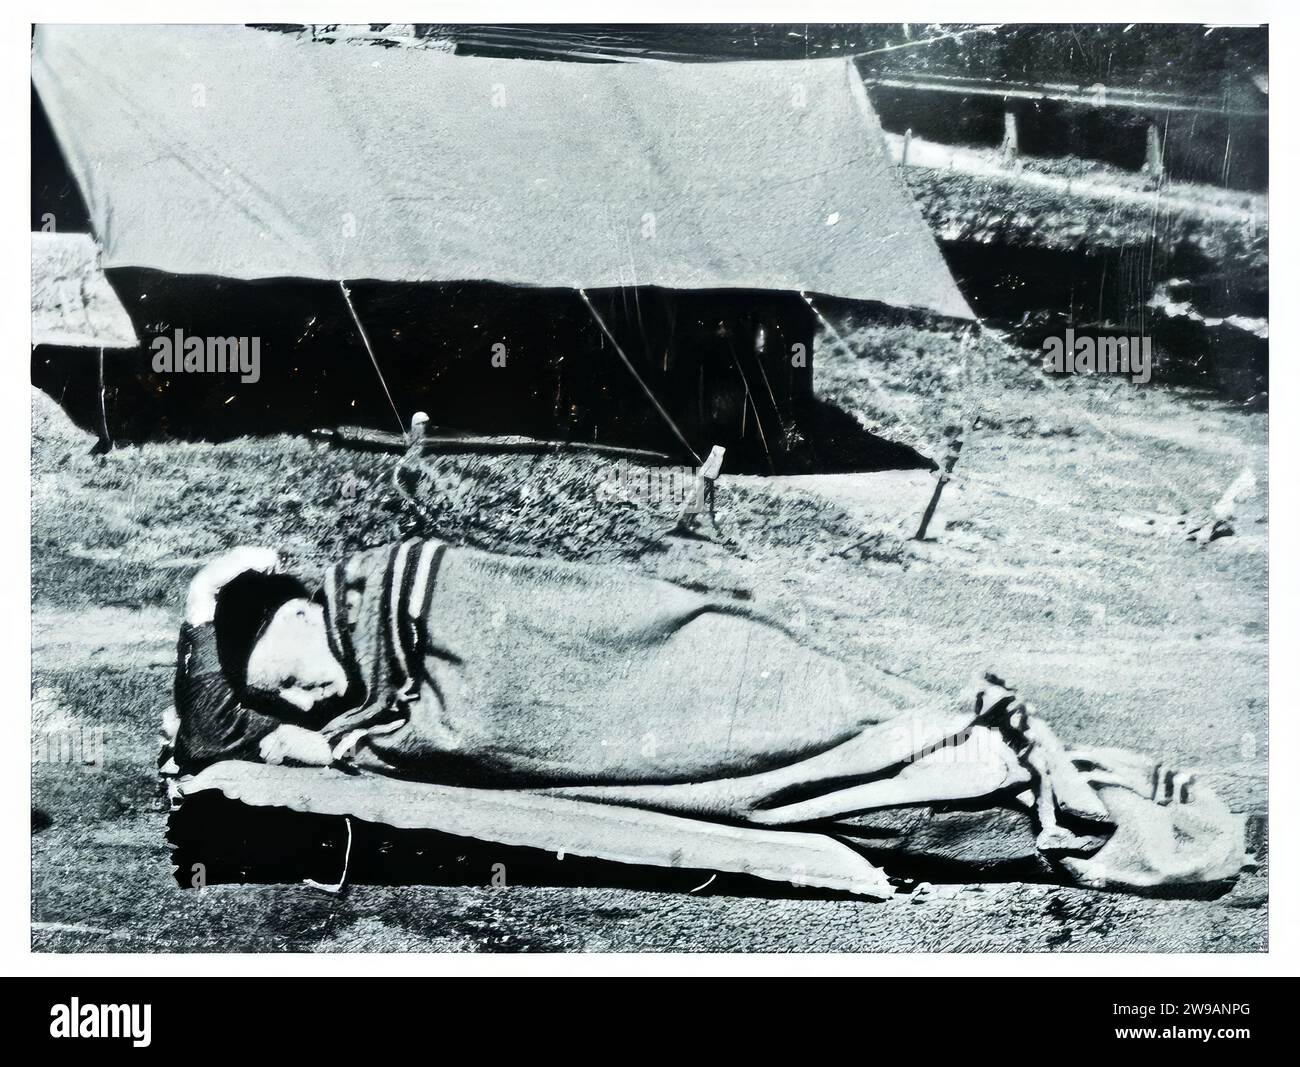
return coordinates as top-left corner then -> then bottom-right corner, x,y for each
31,326 -> 1268,952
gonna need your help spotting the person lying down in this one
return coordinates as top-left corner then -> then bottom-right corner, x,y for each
171,542 -> 1248,895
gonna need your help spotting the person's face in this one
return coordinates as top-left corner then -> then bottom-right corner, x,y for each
245,598 -> 348,712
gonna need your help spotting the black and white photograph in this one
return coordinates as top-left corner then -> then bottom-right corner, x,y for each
21,10 -> 1283,975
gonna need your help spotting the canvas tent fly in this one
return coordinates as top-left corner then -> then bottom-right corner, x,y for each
32,23 -> 972,468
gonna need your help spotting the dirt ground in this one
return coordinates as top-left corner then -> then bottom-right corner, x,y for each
30,329 -> 1268,952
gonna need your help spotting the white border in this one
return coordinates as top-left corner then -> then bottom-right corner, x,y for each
4,1 -> 1291,977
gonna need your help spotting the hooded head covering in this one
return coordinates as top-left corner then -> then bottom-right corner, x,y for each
213,570 -> 311,693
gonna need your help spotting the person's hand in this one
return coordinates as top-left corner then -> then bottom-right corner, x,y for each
185,546 -> 281,624
258,724 -> 333,767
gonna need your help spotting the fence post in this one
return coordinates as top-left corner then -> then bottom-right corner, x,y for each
1144,122 -> 1164,180
1001,106 -> 1019,163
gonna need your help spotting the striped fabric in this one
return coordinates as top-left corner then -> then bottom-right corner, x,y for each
320,539 -> 447,744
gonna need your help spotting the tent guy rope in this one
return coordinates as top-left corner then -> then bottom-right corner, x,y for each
339,281 -> 406,436
579,288 -> 703,466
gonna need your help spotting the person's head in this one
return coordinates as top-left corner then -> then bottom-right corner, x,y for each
214,570 -> 349,714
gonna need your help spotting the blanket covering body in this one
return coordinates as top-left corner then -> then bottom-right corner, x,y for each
320,539 -> 927,786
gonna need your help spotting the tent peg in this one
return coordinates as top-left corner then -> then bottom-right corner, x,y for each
670,444 -> 726,538
914,413 -> 975,541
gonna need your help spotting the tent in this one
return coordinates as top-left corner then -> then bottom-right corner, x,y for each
32,24 -> 970,316
33,24 -> 970,466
